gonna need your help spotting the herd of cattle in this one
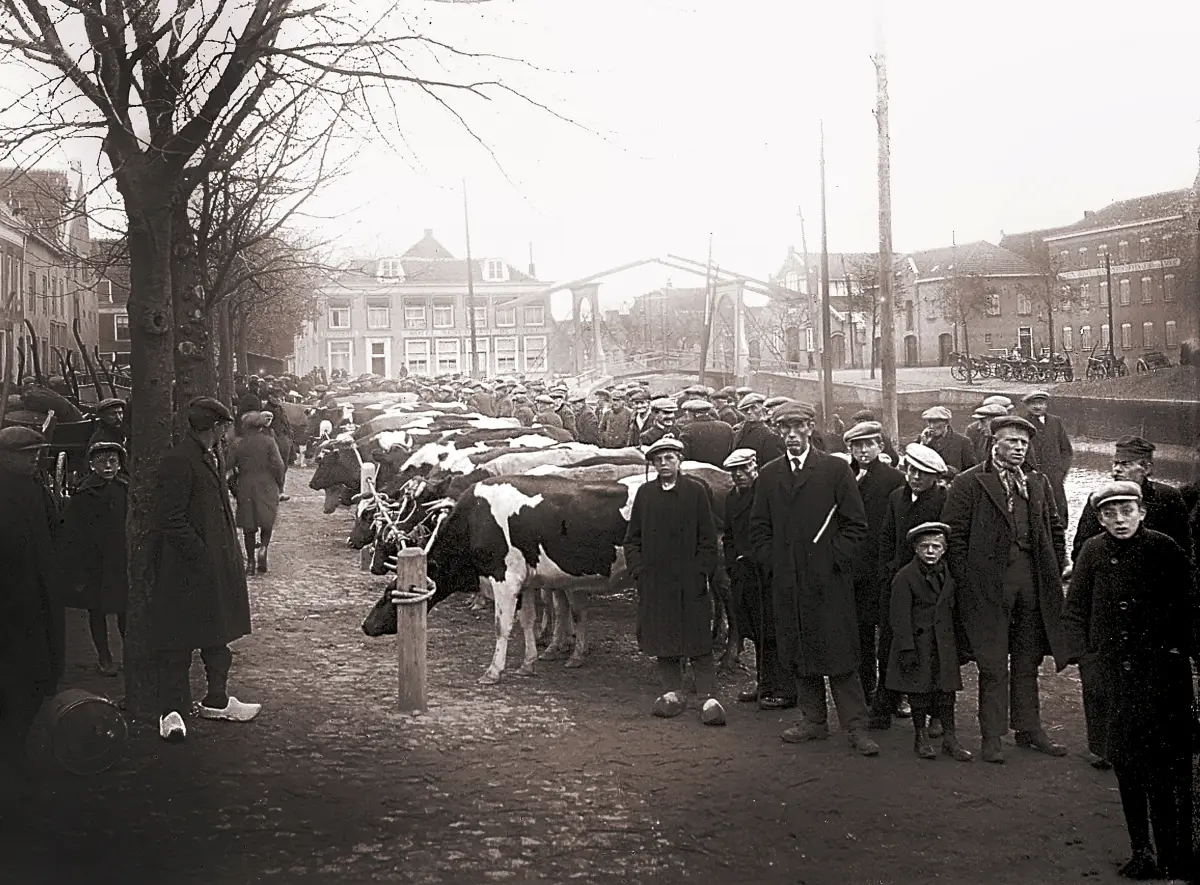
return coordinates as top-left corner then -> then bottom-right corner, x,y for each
305,392 -> 737,685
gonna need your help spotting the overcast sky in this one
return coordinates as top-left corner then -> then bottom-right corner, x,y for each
11,0 -> 1200,311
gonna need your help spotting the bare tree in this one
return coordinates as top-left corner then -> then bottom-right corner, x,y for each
934,273 -> 994,385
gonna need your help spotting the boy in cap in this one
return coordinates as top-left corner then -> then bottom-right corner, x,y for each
884,522 -> 973,761
1061,481 -> 1194,880
733,393 -> 785,466
918,406 -> 976,473
1021,390 -> 1072,521
843,421 -> 906,707
88,398 -> 128,452
623,437 -> 725,726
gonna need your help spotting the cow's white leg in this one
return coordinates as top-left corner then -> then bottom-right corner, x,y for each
564,588 -> 588,669
468,577 -> 493,612
479,582 -> 520,685
540,589 -> 571,661
514,591 -> 539,677
537,587 -> 554,644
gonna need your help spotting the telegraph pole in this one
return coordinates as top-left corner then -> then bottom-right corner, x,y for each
1105,252 -> 1116,358
819,121 -> 834,426
874,4 -> 898,442
462,180 -> 480,379
698,233 -> 714,386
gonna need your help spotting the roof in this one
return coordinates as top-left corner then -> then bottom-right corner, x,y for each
908,240 -> 1037,280
337,229 -> 535,284
0,167 -> 73,237
402,229 -> 455,260
1002,188 -> 1195,253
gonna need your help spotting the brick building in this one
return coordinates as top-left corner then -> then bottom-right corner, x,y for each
292,230 -> 568,378
90,237 -> 131,365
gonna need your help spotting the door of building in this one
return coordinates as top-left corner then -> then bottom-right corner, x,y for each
1018,326 -> 1033,359
938,333 -> 953,365
904,335 -> 919,367
831,334 -> 845,369
367,338 -> 391,377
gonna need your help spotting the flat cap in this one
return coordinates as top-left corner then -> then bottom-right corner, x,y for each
982,395 -> 1013,410
1090,480 -> 1143,509
649,397 -> 678,412
772,401 -> 816,423
550,385 -> 568,395
716,386 -> 738,399
88,440 -> 127,460
95,398 -> 125,414
594,388 -> 611,398
843,420 -> 884,444
737,392 -> 765,410
188,396 -> 233,422
682,399 -> 712,412
922,405 -> 952,422
763,395 -> 794,410
644,436 -> 685,460
1021,390 -> 1051,403
511,386 -> 527,394
735,386 -> 754,397
907,521 -> 951,543
683,384 -> 706,395
903,443 -> 947,475
971,403 -> 1008,420
534,394 -> 554,404
1114,435 -> 1156,460
722,448 -> 758,470
0,426 -> 49,452
989,415 -> 1037,436
850,409 -> 878,423
629,390 -> 649,403
568,392 -> 585,403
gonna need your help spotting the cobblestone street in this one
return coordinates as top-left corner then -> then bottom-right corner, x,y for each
4,466 -> 1193,885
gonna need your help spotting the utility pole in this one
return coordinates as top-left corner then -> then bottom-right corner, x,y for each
874,5 -> 898,442
462,179 -> 480,379
841,255 -> 856,369
1105,252 -> 1116,359
819,121 -> 834,427
698,233 -> 714,385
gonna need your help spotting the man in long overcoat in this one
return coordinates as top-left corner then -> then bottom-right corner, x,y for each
623,437 -> 725,726
0,427 -> 63,799
843,421 -> 906,704
1020,390 -> 1073,521
152,397 -> 260,743
571,394 -> 600,445
732,394 -> 785,466
941,415 -> 1068,763
747,401 -> 877,755
679,400 -> 734,467
599,390 -> 633,448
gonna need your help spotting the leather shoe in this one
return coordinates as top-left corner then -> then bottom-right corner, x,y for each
848,730 -> 880,756
926,717 -> 944,738
1085,752 -> 1112,770
895,697 -> 912,718
1118,848 -> 1158,880
737,685 -> 759,703
981,737 -> 1004,764
758,695 -> 796,710
781,721 -> 829,743
941,734 -> 974,762
1015,730 -> 1067,757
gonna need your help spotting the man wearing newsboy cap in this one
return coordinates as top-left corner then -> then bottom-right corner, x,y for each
941,414 -> 1068,763
1020,390 -> 1073,522
748,402 -> 877,755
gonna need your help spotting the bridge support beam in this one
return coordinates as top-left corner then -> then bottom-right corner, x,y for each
570,283 -> 605,375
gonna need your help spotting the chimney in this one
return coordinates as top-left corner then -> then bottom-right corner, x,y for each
527,241 -> 536,278
423,228 -> 433,238
1082,211 -> 1094,219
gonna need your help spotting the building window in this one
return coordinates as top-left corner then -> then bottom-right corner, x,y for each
1120,323 -> 1132,350
494,336 -> 518,372
97,279 -> 113,304
784,271 -> 801,291
1101,323 -> 1110,349
1061,326 -> 1073,351
404,301 -> 427,329
328,304 -> 351,329
903,300 -> 913,331
1118,279 -> 1130,306
1058,250 -> 1069,267
1099,280 -> 1109,306
495,302 -> 516,327
1078,282 -> 1091,309
368,339 -> 390,376
1016,290 -> 1032,316
1139,237 -> 1151,260
984,333 -> 993,347
328,340 -> 352,373
523,304 -> 545,326
405,339 -> 430,375
1142,322 -> 1155,348
484,259 -> 506,281
435,338 -> 460,372
432,301 -> 455,328
26,270 -> 35,313
1117,240 -> 1128,262
523,336 -> 547,372
377,259 -> 403,279
985,291 -> 1000,317
804,327 -> 814,352
1166,320 -> 1178,347
1164,274 -> 1176,302
1163,233 -> 1174,251
366,303 -> 391,329
469,304 -> 488,329
1140,277 -> 1153,304
464,337 -> 488,375
1080,325 -> 1092,350
1077,247 -> 1088,268
114,313 -> 130,342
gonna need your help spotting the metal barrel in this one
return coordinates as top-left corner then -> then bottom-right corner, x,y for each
44,689 -> 128,775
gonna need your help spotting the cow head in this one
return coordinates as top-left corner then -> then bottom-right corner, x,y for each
347,502 -> 379,548
322,484 -> 355,514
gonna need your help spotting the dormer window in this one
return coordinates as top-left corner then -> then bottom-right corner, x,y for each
377,258 -> 404,280
96,279 -> 113,304
484,258 -> 507,282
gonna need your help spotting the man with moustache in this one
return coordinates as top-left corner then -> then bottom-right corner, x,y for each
732,393 -> 785,467
918,406 -> 976,474
1020,390 -> 1073,522
748,402 -> 877,755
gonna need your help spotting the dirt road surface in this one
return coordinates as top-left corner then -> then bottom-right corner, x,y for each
4,467 -> 1196,885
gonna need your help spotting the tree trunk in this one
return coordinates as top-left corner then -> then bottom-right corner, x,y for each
235,303 -> 250,377
217,301 -> 235,404
112,161 -> 176,719
963,316 -> 973,385
171,196 -> 217,438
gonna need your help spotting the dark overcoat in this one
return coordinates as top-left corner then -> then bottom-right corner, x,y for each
1072,478 -> 1190,564
924,428 -> 977,473
877,484 -> 948,589
468,391 -> 496,417
680,418 -> 735,467
61,473 -> 128,613
599,406 -> 633,448
639,423 -> 669,447
731,420 -> 785,467
513,404 -> 535,427
717,406 -> 742,427
851,458 -> 906,623
941,461 -> 1067,667
964,421 -> 990,464
623,475 -> 719,658
885,559 -> 963,693
748,449 -> 869,676
555,406 -> 577,440
229,430 -> 286,531
1022,412 -> 1073,480
150,435 -> 252,651
1061,528 -> 1194,763
0,465 -> 64,705
574,406 -> 600,445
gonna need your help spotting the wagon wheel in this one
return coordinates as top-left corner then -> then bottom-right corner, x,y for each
54,451 -> 69,501
1135,358 -> 1149,374
950,361 -> 967,382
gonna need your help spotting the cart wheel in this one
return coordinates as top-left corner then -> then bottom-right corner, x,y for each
950,362 -> 967,382
55,452 -> 69,500
1135,359 -> 1148,374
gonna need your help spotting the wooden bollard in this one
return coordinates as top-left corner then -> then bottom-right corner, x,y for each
394,548 -> 429,712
